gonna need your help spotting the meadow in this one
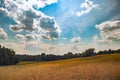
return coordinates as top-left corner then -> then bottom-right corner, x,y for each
0,54 -> 120,80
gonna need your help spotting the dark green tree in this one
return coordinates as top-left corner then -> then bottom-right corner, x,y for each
0,45 -> 20,66
82,48 -> 95,57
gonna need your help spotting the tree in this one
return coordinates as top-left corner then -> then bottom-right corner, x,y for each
82,48 -> 95,57
62,52 -> 74,59
41,53 -> 46,61
0,45 -> 20,66
14,56 -> 20,64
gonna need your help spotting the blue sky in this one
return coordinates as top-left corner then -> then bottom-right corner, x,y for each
0,0 -> 120,54
39,0 -> 120,43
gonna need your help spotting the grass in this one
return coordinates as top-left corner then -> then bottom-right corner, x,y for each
0,53 -> 120,80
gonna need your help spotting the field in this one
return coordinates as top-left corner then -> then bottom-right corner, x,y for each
0,54 -> 120,80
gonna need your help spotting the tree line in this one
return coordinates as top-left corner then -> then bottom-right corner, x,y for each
0,44 -> 120,65
0,45 -> 20,66
17,48 -> 120,61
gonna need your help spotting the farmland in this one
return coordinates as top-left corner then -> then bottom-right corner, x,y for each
0,54 -> 120,80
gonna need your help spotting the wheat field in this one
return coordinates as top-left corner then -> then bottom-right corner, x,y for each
0,54 -> 120,80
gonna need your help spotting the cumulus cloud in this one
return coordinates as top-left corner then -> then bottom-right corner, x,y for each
16,34 -> 39,41
92,34 -> 98,43
28,0 -> 57,9
94,20 -> 120,43
71,37 -> 81,43
25,34 -> 36,40
0,7 -> 8,14
40,16 -> 61,40
40,16 -> 57,30
15,34 -> 25,40
5,3 -> 43,33
0,28 -> 8,39
9,25 -> 24,32
76,0 -> 99,17
92,34 -> 109,44
0,0 -> 61,40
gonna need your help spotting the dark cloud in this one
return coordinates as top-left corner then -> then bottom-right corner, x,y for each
40,16 -> 61,40
40,17 -> 56,30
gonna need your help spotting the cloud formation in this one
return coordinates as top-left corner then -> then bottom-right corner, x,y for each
9,25 -> 24,32
94,20 -> 120,43
25,34 -> 36,40
76,0 -> 99,17
71,37 -> 81,43
16,34 -> 36,40
0,0 -> 61,40
40,16 -> 61,40
0,28 -> 8,39
15,34 -> 25,40
27,0 -> 57,9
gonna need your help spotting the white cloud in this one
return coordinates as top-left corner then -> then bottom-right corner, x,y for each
92,34 -> 110,44
92,34 -> 99,43
25,34 -> 36,40
0,28 -> 8,39
0,7 -> 9,14
15,34 -> 25,40
71,37 -> 81,43
76,0 -> 99,17
41,30 -> 61,40
0,40 -> 117,55
0,41 -> 26,54
63,38 -> 68,40
94,20 -> 120,43
40,16 -> 57,30
1,0 -> 61,40
9,24 -> 24,32
16,34 -> 40,41
1,39 -> 120,55
28,0 -> 57,9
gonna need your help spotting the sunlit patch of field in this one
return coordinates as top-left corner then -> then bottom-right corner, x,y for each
0,54 -> 120,80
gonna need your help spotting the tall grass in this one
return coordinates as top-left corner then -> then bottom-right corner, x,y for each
0,54 -> 120,80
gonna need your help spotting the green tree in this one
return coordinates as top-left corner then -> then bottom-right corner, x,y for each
82,48 -> 95,57
0,45 -> 20,66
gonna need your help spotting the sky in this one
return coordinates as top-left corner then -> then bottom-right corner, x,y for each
0,0 -> 120,55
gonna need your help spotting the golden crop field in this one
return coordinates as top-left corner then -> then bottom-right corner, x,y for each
0,54 -> 120,80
